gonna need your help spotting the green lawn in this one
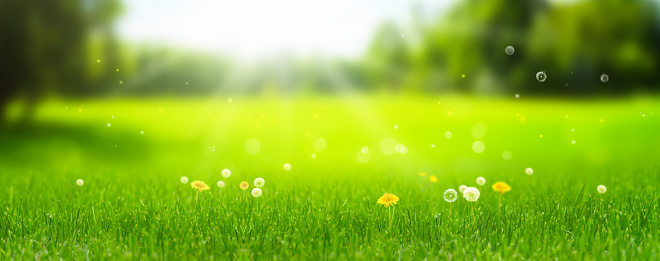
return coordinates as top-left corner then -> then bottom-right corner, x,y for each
1,95 -> 659,259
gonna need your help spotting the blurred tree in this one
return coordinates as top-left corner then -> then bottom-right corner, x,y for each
366,0 -> 660,95
364,22 -> 413,92
0,0 -> 121,125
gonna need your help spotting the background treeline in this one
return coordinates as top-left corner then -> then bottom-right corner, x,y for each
2,0 -> 660,118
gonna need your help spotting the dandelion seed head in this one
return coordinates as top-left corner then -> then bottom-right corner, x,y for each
443,189 -> 458,202
463,187 -> 480,202
254,177 -> 265,188
476,177 -> 486,186
525,168 -> 534,175
283,163 -> 292,171
459,185 -> 467,193
221,169 -> 231,178
180,176 -> 189,184
251,188 -> 262,197
597,185 -> 607,194
76,179 -> 84,186
216,180 -> 225,188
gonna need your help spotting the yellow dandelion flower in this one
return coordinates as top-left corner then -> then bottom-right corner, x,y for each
191,181 -> 210,192
429,175 -> 438,183
377,193 -> 399,232
240,181 -> 249,190
492,182 -> 511,194
492,181 -> 511,215
419,172 -> 427,176
377,193 -> 399,208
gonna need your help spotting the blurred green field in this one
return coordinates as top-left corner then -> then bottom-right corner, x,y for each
1,96 -> 660,259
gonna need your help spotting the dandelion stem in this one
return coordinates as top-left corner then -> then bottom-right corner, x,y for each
196,190 -> 199,203
471,202 -> 476,222
449,202 -> 452,217
498,193 -> 502,215
388,206 -> 392,233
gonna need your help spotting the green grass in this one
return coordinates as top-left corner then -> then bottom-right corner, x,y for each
1,95 -> 659,259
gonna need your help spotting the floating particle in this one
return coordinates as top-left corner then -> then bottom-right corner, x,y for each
505,46 -> 515,55
394,144 -> 405,154
472,141 -> 485,153
228,98 -> 232,102
244,139 -> 260,154
502,151 -> 512,160
431,144 -> 435,148
600,74 -> 609,83
107,123 -> 111,127
119,80 -> 123,84
140,131 -> 144,134
311,153 -> 316,159
380,138 -> 397,155
361,146 -> 369,153
357,150 -> 371,164
313,138 -> 327,151
401,34 -> 405,37
445,131 -> 452,139
536,71 -> 547,82
462,74 -> 466,78
471,123 -> 487,139
515,94 -> 519,98
572,140 -> 576,144
394,125 -> 398,129
97,59 -> 100,63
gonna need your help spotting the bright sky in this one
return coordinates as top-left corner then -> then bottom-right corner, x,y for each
117,0 -> 455,58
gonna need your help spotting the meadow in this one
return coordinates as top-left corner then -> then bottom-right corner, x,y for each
1,95 -> 659,260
